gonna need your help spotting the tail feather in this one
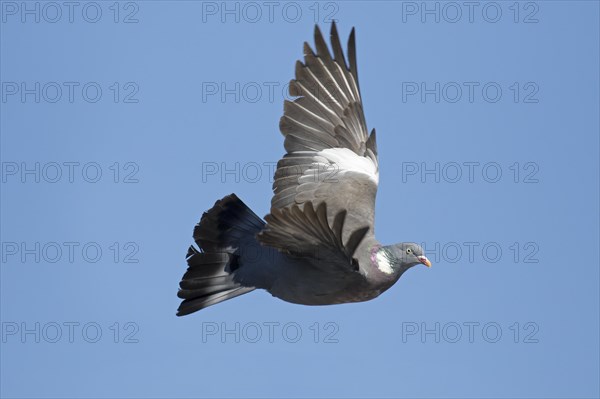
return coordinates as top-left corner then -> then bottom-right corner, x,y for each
178,287 -> 254,316
181,250 -> 230,280
193,195 -> 264,252
177,194 -> 264,316
179,274 -> 234,291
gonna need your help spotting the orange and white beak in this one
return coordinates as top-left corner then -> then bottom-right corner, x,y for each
418,256 -> 432,267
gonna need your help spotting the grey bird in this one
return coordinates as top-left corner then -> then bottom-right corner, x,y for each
177,23 -> 431,316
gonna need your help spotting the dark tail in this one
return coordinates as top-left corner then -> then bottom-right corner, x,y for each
177,194 -> 264,316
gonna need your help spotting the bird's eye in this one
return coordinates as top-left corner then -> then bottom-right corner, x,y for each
406,248 -> 412,254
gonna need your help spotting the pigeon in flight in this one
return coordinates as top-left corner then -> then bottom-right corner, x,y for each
177,23 -> 431,316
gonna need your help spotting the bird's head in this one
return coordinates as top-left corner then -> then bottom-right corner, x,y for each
374,243 -> 431,274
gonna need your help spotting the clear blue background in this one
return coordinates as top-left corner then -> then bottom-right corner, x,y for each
1,1 -> 599,398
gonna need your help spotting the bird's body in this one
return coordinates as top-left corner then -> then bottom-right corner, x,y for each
177,23 -> 430,316
235,235 -> 399,306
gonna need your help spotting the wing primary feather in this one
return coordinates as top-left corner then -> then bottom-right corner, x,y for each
290,80 -> 341,117
303,42 -> 316,57
330,23 -> 357,102
366,128 -> 378,157
284,99 -> 336,132
330,21 -> 348,70
313,24 -> 352,105
314,25 -> 333,61
348,27 -> 359,93
299,61 -> 347,112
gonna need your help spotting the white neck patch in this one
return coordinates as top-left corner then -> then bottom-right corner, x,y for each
375,250 -> 394,274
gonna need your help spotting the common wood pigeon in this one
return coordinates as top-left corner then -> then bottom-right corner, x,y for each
177,23 -> 431,316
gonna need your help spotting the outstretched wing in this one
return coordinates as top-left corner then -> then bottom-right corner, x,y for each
260,23 -> 378,253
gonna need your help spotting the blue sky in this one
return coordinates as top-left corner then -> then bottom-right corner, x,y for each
1,1 -> 599,398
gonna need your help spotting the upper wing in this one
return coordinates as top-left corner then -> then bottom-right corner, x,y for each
262,23 -> 378,250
